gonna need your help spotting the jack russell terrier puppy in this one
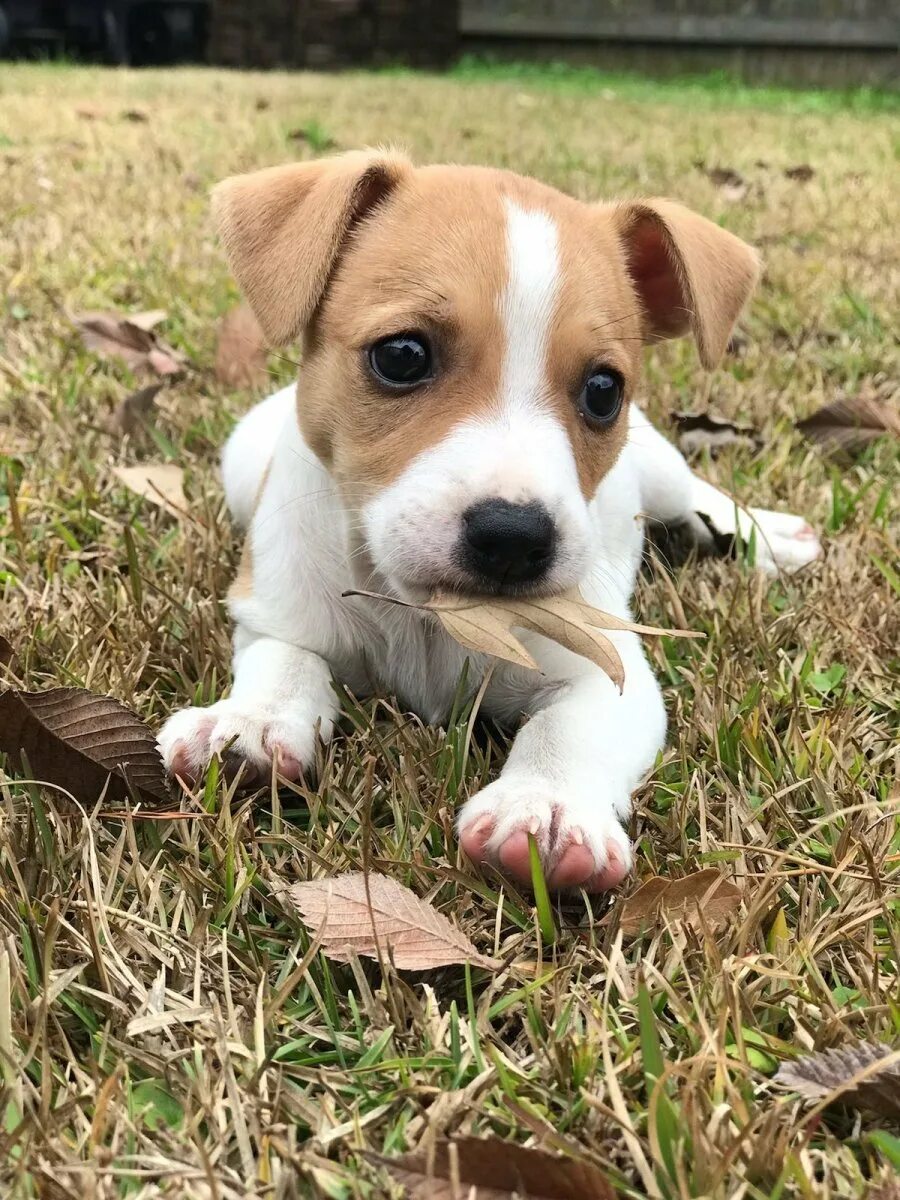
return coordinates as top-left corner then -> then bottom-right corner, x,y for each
158,150 -> 821,892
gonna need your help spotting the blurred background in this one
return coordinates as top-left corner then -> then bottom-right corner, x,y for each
0,0 -> 896,87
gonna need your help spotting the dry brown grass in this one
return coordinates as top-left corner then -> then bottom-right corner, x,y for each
0,63 -> 898,1199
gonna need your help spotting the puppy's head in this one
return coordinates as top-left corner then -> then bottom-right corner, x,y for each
214,151 -> 759,598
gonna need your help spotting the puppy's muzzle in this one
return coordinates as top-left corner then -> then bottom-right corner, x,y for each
460,499 -> 557,587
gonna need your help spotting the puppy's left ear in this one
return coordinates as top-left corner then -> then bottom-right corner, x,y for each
615,199 -> 761,368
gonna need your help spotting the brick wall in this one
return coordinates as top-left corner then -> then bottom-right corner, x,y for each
210,0 -> 460,70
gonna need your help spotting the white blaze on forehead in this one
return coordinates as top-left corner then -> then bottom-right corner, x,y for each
498,199 -> 560,414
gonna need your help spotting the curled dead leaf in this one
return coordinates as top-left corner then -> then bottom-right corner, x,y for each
775,1042 -> 900,1119
73,310 -> 185,378
214,303 -> 268,388
366,1138 -> 614,1199
672,410 -> 761,456
286,872 -> 501,971
0,687 -> 170,807
113,463 -> 187,520
618,868 -> 742,937
785,164 -> 815,182
797,392 -> 900,457
345,588 -> 702,691
107,383 -> 164,436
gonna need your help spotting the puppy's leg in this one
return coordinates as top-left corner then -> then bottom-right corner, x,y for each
628,406 -> 822,573
458,636 -> 666,892
158,632 -> 337,783
159,387 -> 352,785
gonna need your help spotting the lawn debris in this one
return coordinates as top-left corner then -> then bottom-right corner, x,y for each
785,164 -> 816,182
72,309 -> 185,377
0,635 -> 18,673
366,1137 -> 614,1199
617,868 -> 742,937
672,409 -> 762,455
0,686 -> 170,807
214,302 -> 268,388
344,588 -> 702,692
112,463 -> 187,520
107,383 -> 164,436
797,389 -> 900,457
694,162 -> 749,202
775,1042 -> 900,1119
287,872 -> 502,971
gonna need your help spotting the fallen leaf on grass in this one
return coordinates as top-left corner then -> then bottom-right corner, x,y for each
0,687 -> 170,807
0,636 -> 17,672
797,393 -> 900,457
214,303 -> 268,388
672,410 -> 761,455
73,310 -> 184,377
785,164 -> 815,182
367,1138 -> 614,1199
775,1042 -> 900,1119
695,162 -> 749,202
618,868 -> 742,937
345,588 -> 702,691
121,107 -> 150,123
107,383 -> 164,435
287,872 -> 501,971
113,464 -> 187,519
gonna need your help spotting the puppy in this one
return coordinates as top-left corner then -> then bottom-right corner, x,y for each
158,151 -> 821,892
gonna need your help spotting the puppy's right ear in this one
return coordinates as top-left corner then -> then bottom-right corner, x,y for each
212,150 -> 411,346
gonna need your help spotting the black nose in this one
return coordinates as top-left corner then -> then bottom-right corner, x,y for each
461,500 -> 556,585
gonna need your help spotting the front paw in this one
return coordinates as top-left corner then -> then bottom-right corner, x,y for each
457,778 -> 632,893
158,700 -> 316,785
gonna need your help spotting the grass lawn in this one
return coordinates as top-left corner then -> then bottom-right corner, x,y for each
1,62 -> 898,1198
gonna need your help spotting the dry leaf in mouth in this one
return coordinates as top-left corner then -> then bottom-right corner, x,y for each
214,302 -> 268,388
344,587 -> 702,691
286,872 -> 501,971
112,463 -> 187,520
366,1137 -> 614,1199
618,868 -> 742,937
0,687 -> 170,807
775,1042 -> 900,1119
73,310 -> 184,377
797,393 -> 900,457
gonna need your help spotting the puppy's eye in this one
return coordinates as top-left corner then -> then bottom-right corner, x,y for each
368,334 -> 433,387
578,368 -> 624,428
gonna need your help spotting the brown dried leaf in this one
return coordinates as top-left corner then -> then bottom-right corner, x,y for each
672,410 -> 761,456
121,107 -> 150,123
345,588 -> 701,691
367,1138 -> 614,1199
214,303 -> 268,388
107,383 -> 164,436
112,464 -> 187,519
73,310 -> 184,377
785,164 -> 815,182
0,687 -> 170,807
775,1042 -> 900,1119
618,868 -> 742,937
797,394 -> 900,457
286,872 -> 501,971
